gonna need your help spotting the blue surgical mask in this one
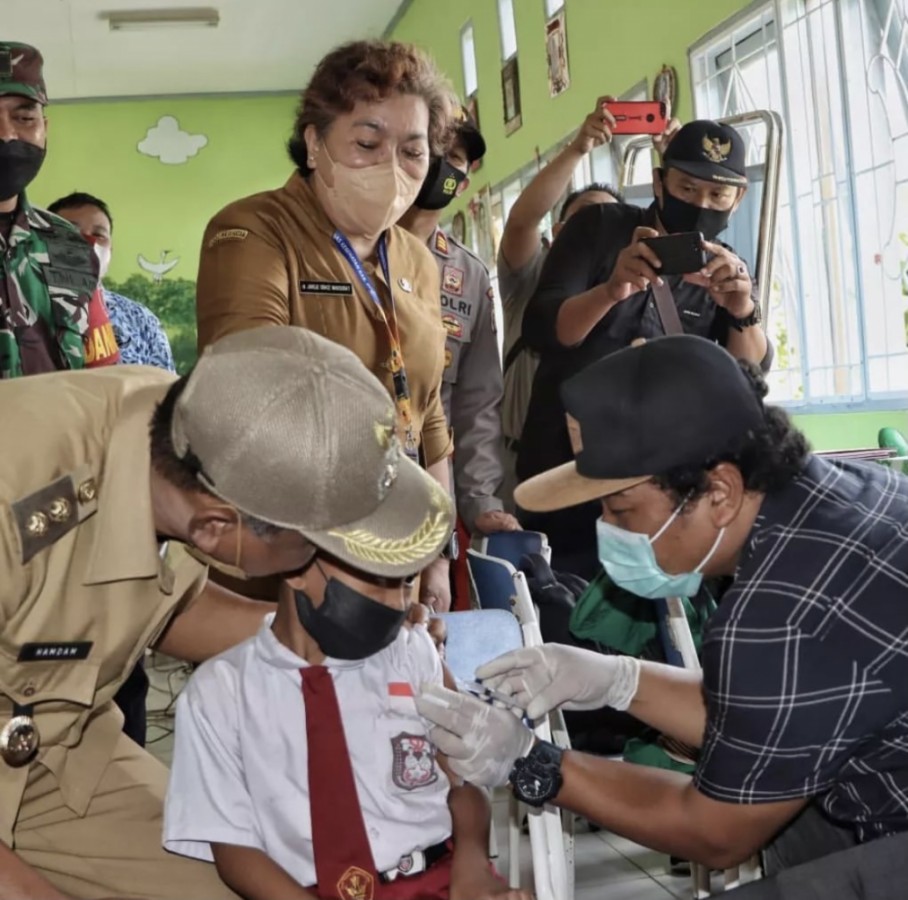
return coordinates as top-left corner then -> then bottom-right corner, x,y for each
596,503 -> 725,599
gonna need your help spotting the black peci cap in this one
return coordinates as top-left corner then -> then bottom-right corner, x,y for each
662,120 -> 747,187
514,335 -> 764,512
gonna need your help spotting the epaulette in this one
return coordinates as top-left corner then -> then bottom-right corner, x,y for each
12,464 -> 99,563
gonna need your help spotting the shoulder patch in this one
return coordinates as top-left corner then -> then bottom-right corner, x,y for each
207,228 -> 249,249
12,465 -> 98,564
441,265 -> 464,296
434,230 -> 449,256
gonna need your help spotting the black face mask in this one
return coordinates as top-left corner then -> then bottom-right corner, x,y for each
0,140 -> 46,202
294,578 -> 408,661
658,184 -> 733,241
414,157 -> 467,211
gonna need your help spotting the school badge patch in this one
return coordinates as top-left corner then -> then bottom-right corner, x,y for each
391,733 -> 439,791
442,265 -> 464,296
337,866 -> 374,900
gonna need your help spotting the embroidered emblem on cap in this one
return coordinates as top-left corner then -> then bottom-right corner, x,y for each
337,865 -> 374,900
391,733 -> 439,791
327,483 -> 449,566
702,135 -> 732,163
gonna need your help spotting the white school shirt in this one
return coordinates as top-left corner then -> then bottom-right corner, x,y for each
163,614 -> 452,885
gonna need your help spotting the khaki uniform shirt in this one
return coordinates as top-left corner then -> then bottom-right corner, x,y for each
196,174 -> 452,467
431,229 -> 505,531
0,367 -> 207,845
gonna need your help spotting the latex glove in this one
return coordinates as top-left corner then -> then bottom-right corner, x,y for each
476,644 -> 641,721
416,684 -> 534,787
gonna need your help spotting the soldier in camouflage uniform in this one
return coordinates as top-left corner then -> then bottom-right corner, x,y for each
0,41 -> 119,378
399,113 -> 519,538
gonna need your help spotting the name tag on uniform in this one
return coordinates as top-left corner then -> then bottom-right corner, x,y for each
300,280 -> 353,296
18,642 -> 93,662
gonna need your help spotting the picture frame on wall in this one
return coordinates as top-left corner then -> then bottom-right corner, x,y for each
470,185 -> 497,267
451,210 -> 468,246
464,94 -> 482,171
545,9 -> 570,97
653,64 -> 677,114
501,56 -> 522,135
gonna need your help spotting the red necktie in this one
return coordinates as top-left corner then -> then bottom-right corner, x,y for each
301,665 -> 378,900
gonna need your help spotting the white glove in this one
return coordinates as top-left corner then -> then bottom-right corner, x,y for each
415,683 -> 535,787
476,644 -> 641,721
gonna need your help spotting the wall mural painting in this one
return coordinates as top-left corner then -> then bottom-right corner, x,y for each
138,115 -> 208,164
118,116 -> 209,373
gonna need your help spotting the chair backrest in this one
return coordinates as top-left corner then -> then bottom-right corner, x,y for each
480,530 -> 551,569
467,548 -> 519,612
439,609 -> 523,687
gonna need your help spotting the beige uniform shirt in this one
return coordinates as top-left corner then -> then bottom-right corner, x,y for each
196,174 -> 452,467
0,367 -> 208,844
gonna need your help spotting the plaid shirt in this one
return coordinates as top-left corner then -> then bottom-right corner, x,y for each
695,455 -> 908,842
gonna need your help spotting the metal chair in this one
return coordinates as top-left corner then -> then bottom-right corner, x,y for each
478,530 -> 552,570
460,551 -> 575,900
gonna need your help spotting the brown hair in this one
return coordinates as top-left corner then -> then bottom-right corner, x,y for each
288,40 -> 455,173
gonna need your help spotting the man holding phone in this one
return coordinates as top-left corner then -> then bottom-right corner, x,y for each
517,119 -> 771,578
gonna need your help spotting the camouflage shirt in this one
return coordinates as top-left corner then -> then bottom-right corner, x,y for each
0,195 -> 117,378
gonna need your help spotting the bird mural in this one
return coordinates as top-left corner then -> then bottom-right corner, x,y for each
137,250 -> 180,282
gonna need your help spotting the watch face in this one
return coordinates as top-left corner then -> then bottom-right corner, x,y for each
516,765 -> 556,804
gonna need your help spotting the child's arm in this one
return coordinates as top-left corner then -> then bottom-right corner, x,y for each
211,844 -> 317,900
442,770 -> 532,900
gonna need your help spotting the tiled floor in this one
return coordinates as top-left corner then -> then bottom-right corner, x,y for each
145,652 -> 695,898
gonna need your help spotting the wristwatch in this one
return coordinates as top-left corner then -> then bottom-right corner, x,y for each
509,740 -> 564,807
439,530 -> 459,561
725,301 -> 762,331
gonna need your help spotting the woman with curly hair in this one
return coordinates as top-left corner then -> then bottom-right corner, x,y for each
196,41 -> 458,611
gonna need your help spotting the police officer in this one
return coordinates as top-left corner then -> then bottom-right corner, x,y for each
399,113 -> 519,537
0,327 -> 455,899
0,41 -> 119,378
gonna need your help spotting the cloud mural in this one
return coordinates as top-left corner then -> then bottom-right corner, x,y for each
138,116 -> 208,164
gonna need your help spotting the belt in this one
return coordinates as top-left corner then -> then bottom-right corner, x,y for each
380,839 -> 451,883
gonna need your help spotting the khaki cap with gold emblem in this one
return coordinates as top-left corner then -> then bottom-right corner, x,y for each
171,326 -> 454,578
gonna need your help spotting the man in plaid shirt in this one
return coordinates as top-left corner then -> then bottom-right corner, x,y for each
417,335 -> 908,897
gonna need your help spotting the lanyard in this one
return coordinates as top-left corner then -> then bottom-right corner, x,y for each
332,231 -> 418,462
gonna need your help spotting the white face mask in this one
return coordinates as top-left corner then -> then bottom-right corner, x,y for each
596,502 -> 725,600
315,143 -> 423,240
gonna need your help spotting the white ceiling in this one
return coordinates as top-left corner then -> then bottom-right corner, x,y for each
3,0 -> 406,100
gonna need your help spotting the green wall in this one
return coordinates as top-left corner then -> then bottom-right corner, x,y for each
793,410 -> 908,452
21,1 -> 905,447
30,94 -> 298,283
390,0 -> 753,196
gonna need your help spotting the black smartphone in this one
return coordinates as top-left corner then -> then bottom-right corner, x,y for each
641,232 -> 708,275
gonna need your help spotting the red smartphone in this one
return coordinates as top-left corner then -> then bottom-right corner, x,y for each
602,100 -> 668,135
